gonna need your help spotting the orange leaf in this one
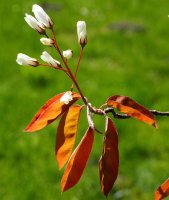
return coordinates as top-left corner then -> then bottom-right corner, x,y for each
56,105 -> 83,170
155,178 -> 169,200
99,117 -> 119,197
61,127 -> 94,192
25,92 -> 81,132
107,95 -> 157,127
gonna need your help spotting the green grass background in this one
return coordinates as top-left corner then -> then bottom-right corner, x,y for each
1,0 -> 169,199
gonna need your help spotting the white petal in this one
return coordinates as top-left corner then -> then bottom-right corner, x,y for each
24,13 -> 44,33
79,32 -> 86,41
32,4 -> 53,28
16,53 -> 38,66
77,21 -> 87,46
40,51 -> 60,66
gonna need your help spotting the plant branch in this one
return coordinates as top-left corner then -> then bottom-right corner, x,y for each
104,108 -> 169,119
84,104 -> 169,119
50,28 -> 169,120
74,47 -> 84,79
51,28 -> 88,106
40,63 -> 67,71
149,110 -> 169,116
87,104 -> 94,129
71,47 -> 84,90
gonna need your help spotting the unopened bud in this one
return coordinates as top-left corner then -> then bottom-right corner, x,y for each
32,4 -> 53,29
24,13 -> 45,34
40,38 -> 54,46
40,51 -> 60,67
16,53 -> 39,67
77,21 -> 87,47
63,50 -> 73,60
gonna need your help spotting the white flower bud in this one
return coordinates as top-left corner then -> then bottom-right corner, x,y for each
24,13 -> 45,34
77,21 -> 87,47
32,4 -> 53,28
16,53 -> 39,67
60,91 -> 73,104
63,50 -> 73,60
40,38 -> 54,46
40,51 -> 60,67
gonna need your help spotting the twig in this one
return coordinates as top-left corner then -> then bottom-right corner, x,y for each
52,29 -> 89,107
71,47 -> 84,91
95,127 -> 103,134
149,110 -> 169,116
87,104 -> 94,128
104,108 -> 169,119
51,27 -> 169,121
74,47 -> 84,79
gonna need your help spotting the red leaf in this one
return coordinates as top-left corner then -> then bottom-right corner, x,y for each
107,95 -> 157,127
155,178 -> 169,200
25,92 -> 81,132
99,117 -> 119,197
61,127 -> 94,192
56,105 -> 83,170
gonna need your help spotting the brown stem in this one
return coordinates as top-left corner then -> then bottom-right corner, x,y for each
149,110 -> 169,116
40,63 -> 66,71
87,104 -> 94,128
75,47 -> 84,78
51,27 -> 56,42
71,47 -> 84,90
104,108 -> 169,119
44,32 -> 49,38
95,127 -> 103,135
52,28 -> 88,106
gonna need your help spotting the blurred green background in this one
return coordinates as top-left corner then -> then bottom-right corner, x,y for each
1,0 -> 169,199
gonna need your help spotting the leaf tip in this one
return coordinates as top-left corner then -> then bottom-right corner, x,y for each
153,121 -> 158,129
57,161 -> 64,170
61,180 -> 67,193
61,186 -> 65,193
104,193 -> 109,198
23,127 -> 30,133
24,126 -> 35,133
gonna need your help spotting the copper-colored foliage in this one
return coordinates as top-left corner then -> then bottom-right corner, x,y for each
155,178 -> 169,200
25,92 -> 81,132
107,95 -> 157,127
99,117 -> 119,197
61,127 -> 94,192
56,105 -> 83,170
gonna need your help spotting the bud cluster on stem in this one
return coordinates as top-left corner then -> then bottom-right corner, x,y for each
16,4 -> 89,107
17,4 -> 169,120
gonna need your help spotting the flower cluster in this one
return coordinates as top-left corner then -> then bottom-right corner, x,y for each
16,4 -> 87,70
